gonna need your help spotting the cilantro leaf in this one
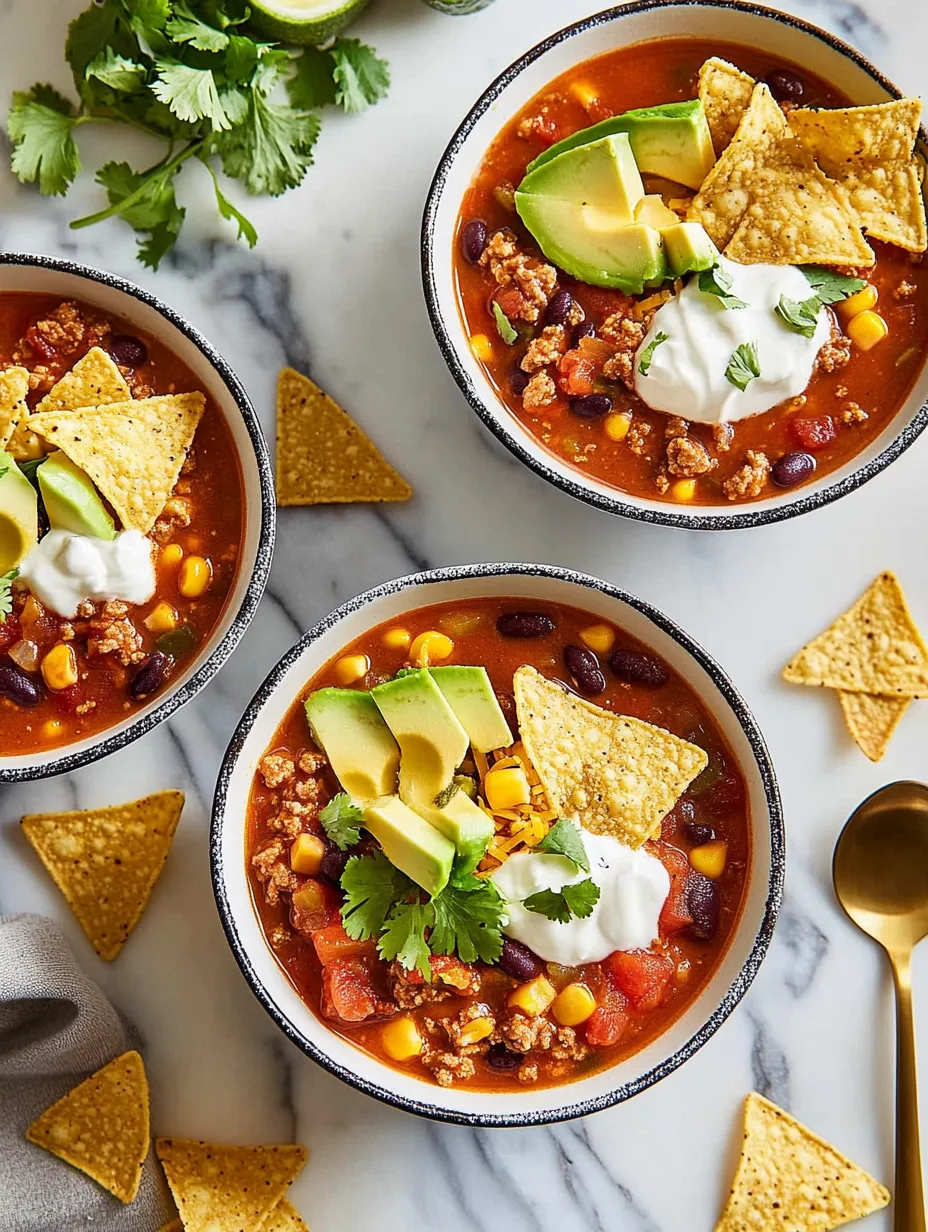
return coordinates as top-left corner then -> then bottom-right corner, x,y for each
378,898 -> 434,980
524,878 -> 601,923
7,86 -> 81,196
523,886 -> 571,924
92,159 -> 185,269
0,568 -> 19,621
319,791 -> 363,851
85,48 -> 146,94
562,879 -> 600,918
201,156 -> 257,248
698,264 -> 748,310
430,875 -> 506,964
330,39 -> 390,114
152,60 -> 230,130
800,266 -> 866,305
637,330 -> 668,377
215,92 -> 320,196
339,851 -> 408,940
775,294 -> 822,339
491,300 -> 518,345
725,340 -> 761,391
287,47 -> 338,110
536,819 -> 590,872
166,2 -> 229,51
65,2 -> 135,84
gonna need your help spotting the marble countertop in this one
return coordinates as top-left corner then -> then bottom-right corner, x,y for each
2,0 -> 928,1227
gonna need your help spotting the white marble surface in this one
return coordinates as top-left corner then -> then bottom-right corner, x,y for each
1,0 -> 928,1227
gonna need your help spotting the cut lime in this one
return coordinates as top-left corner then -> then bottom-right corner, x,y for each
421,0 -> 496,12
248,0 -> 371,45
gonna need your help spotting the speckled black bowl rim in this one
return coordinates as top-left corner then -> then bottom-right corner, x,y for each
211,562 -> 784,1127
0,252 -> 275,783
421,0 -> 928,532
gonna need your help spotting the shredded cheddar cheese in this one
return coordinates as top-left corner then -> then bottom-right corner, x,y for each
475,741 -> 556,874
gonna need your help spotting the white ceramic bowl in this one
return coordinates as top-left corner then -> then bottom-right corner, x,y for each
0,254 -> 274,781
212,564 -> 783,1126
422,0 -> 928,530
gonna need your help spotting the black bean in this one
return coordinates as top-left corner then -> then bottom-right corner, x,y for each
764,68 -> 805,103
570,393 -> 612,419
498,937 -> 544,981
772,451 -> 816,488
609,648 -> 669,687
0,661 -> 43,708
108,334 -> 148,368
486,1042 -> 523,1071
546,288 -> 574,326
320,838 -> 350,885
510,369 -> 530,397
684,821 -> 716,846
461,219 -> 488,264
496,611 -> 555,639
563,644 -> 606,696
686,874 -> 720,941
572,320 -> 596,345
130,651 -> 171,700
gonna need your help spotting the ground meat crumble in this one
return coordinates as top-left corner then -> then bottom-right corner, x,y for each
523,371 -> 557,409
721,449 -> 771,500
666,436 -> 716,478
520,325 -> 567,373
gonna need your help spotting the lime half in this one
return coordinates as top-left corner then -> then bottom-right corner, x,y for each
421,0 -> 496,12
248,0 -> 371,45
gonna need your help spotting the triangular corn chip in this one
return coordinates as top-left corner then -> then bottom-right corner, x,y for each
21,791 -> 184,961
698,57 -> 757,154
26,1050 -> 150,1204
35,346 -> 131,414
783,571 -> 928,696
837,162 -> 927,252
156,1139 -> 307,1232
29,392 -> 205,533
514,665 -> 708,849
276,367 -> 412,506
265,1199 -> 311,1232
838,690 -> 910,761
716,1093 -> 890,1231
0,366 -> 29,450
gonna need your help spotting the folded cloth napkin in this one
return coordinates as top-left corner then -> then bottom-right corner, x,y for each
0,913 -> 174,1232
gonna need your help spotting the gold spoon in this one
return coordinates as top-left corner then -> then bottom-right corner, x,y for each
833,781 -> 928,1232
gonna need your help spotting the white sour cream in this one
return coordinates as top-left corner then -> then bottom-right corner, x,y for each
634,259 -> 831,423
19,529 -> 156,619
491,831 -> 670,965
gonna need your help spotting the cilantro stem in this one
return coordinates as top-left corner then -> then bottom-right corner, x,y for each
69,137 -> 205,229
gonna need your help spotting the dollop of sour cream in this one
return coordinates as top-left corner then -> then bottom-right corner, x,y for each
19,529 -> 156,619
634,259 -> 831,424
491,832 -> 670,966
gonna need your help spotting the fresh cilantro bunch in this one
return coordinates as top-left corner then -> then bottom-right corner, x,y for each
6,0 -> 389,268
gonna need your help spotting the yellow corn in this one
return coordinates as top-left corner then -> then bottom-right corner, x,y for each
42,719 -> 64,739
837,283 -> 878,321
381,1016 -> 424,1061
689,839 -> 728,880
161,543 -> 183,567
485,766 -> 531,811
410,630 -> 454,666
382,626 -> 411,651
569,81 -> 600,111
846,309 -> 888,351
508,975 -> 556,1017
290,833 -> 326,876
603,411 -> 632,441
41,643 -> 78,691
552,984 -> 597,1027
671,478 -> 696,502
470,333 -> 493,362
177,555 -> 212,599
333,653 -> 370,685
458,1016 -> 494,1047
579,623 -> 616,655
144,602 -> 177,634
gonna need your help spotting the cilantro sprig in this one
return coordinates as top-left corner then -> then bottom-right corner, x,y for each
637,331 -> 668,377
0,568 -> 18,622
535,819 -> 590,872
775,294 -> 822,339
800,266 -> 866,305
523,879 -> 601,924
7,1 -> 390,268
491,300 -> 518,346
319,792 -> 363,852
697,262 -> 747,310
725,340 -> 761,392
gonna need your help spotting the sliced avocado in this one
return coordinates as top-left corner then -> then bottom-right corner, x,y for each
362,795 -> 454,896
0,450 -> 38,574
371,669 -> 469,810
662,221 -> 720,277
304,688 -> 399,801
38,452 -> 115,541
419,789 -> 494,873
634,194 -> 681,230
429,666 -> 512,753
527,100 -> 716,192
518,133 -> 643,221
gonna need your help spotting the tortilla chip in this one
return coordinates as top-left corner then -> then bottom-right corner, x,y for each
21,791 -> 184,961
789,98 -> 922,169
276,368 -> 412,506
35,346 -> 131,414
834,162 -> 926,252
838,690 -> 909,761
0,366 -> 29,450
29,392 -> 205,533
265,1199 -> 311,1232
156,1139 -> 307,1232
783,572 -> 928,696
698,57 -> 756,153
514,665 -> 708,849
26,1050 -> 149,1204
716,1092 -> 890,1231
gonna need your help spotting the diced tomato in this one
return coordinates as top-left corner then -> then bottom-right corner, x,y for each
0,616 -> 22,655
789,415 -> 836,451
578,335 -> 618,366
320,959 -> 390,1023
650,841 -> 693,937
558,350 -> 597,396
310,919 -> 372,964
494,287 -> 528,321
55,684 -> 84,715
604,949 -> 674,1012
290,880 -> 340,938
399,954 -> 475,989
25,325 -> 57,363
585,983 -> 629,1047
700,774 -> 745,819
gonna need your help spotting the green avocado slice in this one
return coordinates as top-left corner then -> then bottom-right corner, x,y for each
0,450 -> 38,574
518,133 -> 643,221
429,665 -> 512,753
304,688 -> 400,801
362,795 -> 454,896
371,669 -> 469,811
38,452 -> 116,541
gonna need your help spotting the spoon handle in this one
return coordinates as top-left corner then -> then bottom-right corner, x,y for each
891,948 -> 926,1232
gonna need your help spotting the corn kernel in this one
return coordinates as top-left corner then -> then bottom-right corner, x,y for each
671,478 -> 696,502
290,833 -> 326,876
161,543 -> 183,567
410,630 -> 454,666
579,623 -> 616,655
689,839 -> 728,880
569,81 -> 600,110
603,411 -> 632,441
846,309 -> 888,351
508,975 -> 556,1017
42,719 -> 64,739
144,602 -> 177,634
470,333 -> 493,363
333,653 -> 370,685
552,983 -> 597,1027
382,626 -> 411,651
381,1015 -> 424,1062
837,283 -> 878,321
41,643 -> 78,692
485,766 -> 531,811
458,1016 -> 494,1046
177,555 -> 212,599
